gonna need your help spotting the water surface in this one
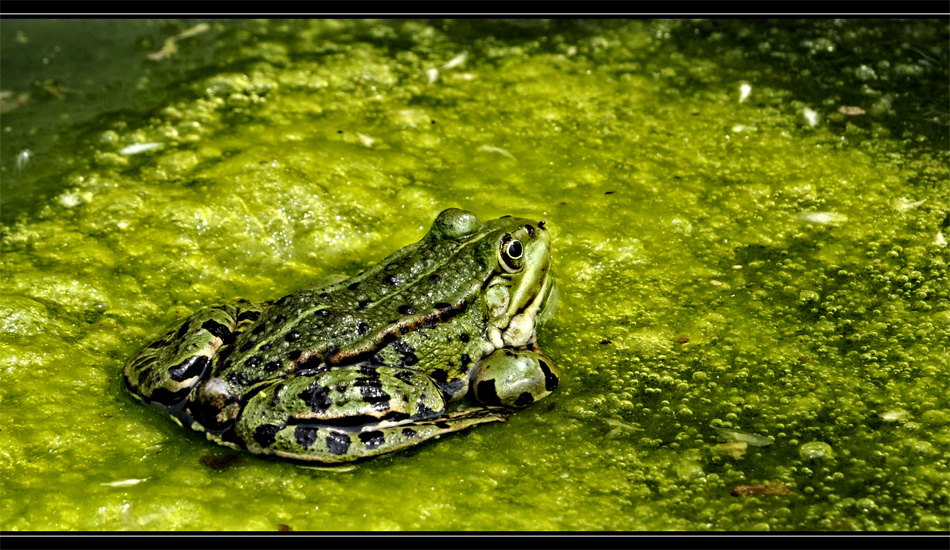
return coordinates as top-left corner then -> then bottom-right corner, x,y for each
1,19 -> 947,531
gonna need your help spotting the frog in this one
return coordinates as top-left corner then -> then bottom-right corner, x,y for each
123,208 -> 560,464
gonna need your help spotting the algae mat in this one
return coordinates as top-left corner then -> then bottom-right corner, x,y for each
1,19 -> 948,531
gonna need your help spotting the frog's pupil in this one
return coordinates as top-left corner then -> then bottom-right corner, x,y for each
507,240 -> 523,259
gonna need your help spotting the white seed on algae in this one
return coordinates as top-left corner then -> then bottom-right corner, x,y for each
880,410 -> 909,422
738,83 -> 751,103
101,479 -> 145,487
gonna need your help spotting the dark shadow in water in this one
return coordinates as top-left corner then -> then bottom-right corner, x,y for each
666,19 -> 949,146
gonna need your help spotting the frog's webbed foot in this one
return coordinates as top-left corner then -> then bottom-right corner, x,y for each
232,364 -> 506,463
471,346 -> 560,408
123,299 -> 264,409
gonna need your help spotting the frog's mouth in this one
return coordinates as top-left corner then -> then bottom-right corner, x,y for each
495,260 -> 553,348
535,268 -> 558,326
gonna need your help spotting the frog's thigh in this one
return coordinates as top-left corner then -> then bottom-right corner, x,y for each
123,299 -> 263,406
235,364 -> 504,463
471,347 -> 561,408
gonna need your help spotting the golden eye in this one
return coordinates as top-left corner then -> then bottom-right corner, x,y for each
500,234 -> 524,272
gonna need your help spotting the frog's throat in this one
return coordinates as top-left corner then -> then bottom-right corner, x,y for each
487,268 -> 550,349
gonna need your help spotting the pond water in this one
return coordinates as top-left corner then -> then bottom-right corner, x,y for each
1,19 -> 948,531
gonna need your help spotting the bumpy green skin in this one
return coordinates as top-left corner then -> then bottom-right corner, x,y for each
124,209 -> 560,463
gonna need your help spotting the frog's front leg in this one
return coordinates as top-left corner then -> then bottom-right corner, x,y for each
123,299 -> 264,410
470,345 -> 560,408
232,364 -> 505,463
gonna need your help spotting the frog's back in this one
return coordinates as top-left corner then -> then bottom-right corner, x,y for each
215,211 -> 507,389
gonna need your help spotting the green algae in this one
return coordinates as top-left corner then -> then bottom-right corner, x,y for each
1,19 -> 948,531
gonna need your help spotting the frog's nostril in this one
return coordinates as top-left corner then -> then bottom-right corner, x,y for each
538,220 -> 547,230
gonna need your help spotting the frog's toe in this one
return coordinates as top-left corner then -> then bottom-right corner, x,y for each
123,300 -> 262,408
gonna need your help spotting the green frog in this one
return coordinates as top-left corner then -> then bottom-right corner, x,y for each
123,208 -> 559,463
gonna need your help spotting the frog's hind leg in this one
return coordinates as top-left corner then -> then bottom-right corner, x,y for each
265,407 -> 505,464
343,407 -> 507,462
123,300 -> 264,410
234,364 -> 507,463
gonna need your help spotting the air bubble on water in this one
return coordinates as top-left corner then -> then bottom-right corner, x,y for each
799,441 -> 833,460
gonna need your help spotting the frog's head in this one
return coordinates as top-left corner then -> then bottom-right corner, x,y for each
485,214 -> 554,347
432,209 -> 553,350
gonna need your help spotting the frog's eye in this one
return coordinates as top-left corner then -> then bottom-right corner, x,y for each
500,234 -> 524,273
